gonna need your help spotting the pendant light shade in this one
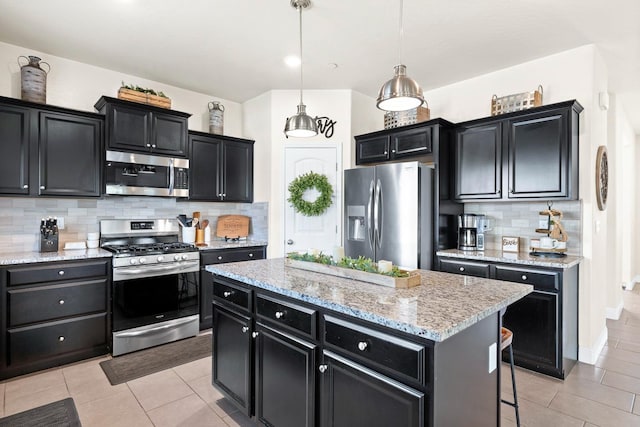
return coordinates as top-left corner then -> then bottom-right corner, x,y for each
376,0 -> 424,112
284,0 -> 318,138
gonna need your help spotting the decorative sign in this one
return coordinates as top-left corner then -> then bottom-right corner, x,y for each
502,236 -> 520,253
315,116 -> 336,138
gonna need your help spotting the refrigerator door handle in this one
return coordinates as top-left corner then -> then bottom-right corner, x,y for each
367,180 -> 375,252
374,179 -> 381,249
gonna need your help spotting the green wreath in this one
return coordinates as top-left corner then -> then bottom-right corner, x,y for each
288,171 -> 334,216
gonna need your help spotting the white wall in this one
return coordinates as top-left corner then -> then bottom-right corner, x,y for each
420,45 -> 612,363
0,41 -> 243,136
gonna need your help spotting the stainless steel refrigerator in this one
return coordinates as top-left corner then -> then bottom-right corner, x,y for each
344,161 -> 433,270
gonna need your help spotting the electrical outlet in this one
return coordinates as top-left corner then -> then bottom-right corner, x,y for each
57,217 -> 65,229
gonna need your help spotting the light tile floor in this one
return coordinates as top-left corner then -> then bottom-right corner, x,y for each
2,287 -> 640,426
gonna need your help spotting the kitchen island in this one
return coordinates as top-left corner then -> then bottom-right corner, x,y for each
206,258 -> 532,427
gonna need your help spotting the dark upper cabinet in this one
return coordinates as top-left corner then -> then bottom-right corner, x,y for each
39,112 -> 102,197
355,119 -> 450,165
0,104 -> 30,195
95,96 -> 190,158
454,121 -> 502,200
453,100 -> 582,202
0,96 -> 103,198
189,131 -> 254,202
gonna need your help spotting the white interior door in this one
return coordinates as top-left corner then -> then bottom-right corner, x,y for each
284,145 -> 341,256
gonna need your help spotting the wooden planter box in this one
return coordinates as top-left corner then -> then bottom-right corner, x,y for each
285,258 -> 421,289
118,87 -> 171,109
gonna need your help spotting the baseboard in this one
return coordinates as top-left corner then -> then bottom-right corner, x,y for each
606,300 -> 624,320
578,326 -> 608,365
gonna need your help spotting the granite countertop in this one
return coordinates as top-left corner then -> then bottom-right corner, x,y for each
197,239 -> 268,250
206,258 -> 532,342
436,248 -> 582,269
0,248 -> 113,265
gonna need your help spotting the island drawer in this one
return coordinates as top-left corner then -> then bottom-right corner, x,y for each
494,265 -> 559,291
213,278 -> 251,312
7,279 -> 108,327
7,260 -> 109,286
7,313 -> 107,366
202,247 -> 266,265
256,293 -> 317,339
324,315 -> 427,385
438,258 -> 491,278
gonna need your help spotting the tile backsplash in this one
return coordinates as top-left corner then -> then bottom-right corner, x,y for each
464,201 -> 582,255
0,197 -> 268,252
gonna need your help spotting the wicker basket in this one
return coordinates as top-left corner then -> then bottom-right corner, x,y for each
384,102 -> 430,129
118,87 -> 171,109
491,85 -> 543,116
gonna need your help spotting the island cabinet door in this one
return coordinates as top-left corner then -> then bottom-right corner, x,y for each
255,322 -> 317,427
319,350 -> 425,427
212,303 -> 252,416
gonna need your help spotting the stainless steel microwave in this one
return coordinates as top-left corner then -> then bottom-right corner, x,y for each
105,150 -> 189,197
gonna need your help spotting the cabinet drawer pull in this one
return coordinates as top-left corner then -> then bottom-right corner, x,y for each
318,364 -> 328,373
357,341 -> 368,351
223,290 -> 233,298
58,299 -> 65,305
242,326 -> 249,333
459,267 -> 465,272
58,270 -> 65,276
252,332 -> 259,338
249,253 -> 254,258
521,275 -> 528,281
58,336 -> 65,342
218,256 -> 223,260
275,311 -> 285,319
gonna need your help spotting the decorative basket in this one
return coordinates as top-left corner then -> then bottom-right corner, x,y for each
118,87 -> 171,109
491,85 -> 543,116
384,102 -> 430,129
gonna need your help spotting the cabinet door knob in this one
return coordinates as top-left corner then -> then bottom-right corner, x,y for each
242,326 -> 249,333
383,151 -> 388,155
521,275 -> 528,281
287,239 -> 294,245
223,290 -> 232,298
58,299 -> 65,305
218,256 -> 223,260
357,341 -> 368,351
40,185 -> 45,190
252,332 -> 259,338
146,144 -> 151,147
318,364 -> 328,373
58,336 -> 65,342
23,184 -> 28,189
459,267 -> 465,272
248,253 -> 254,258
391,149 -> 396,153
275,311 -> 285,319
151,144 -> 156,148
58,270 -> 65,276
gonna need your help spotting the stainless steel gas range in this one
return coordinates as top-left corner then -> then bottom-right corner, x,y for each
100,219 -> 200,356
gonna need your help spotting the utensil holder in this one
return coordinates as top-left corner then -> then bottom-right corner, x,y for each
182,227 -> 196,244
195,228 -> 205,246
40,234 -> 59,252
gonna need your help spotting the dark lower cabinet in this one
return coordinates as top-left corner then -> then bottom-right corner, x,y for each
0,259 -> 111,380
212,303 -> 252,415
320,350 -> 424,427
256,323 -> 317,427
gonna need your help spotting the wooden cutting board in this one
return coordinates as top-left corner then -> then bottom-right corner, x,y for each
216,215 -> 250,238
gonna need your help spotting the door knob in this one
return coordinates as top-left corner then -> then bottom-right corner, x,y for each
287,239 -> 294,245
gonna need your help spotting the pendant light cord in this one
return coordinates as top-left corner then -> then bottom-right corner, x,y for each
398,0 -> 404,65
298,4 -> 304,105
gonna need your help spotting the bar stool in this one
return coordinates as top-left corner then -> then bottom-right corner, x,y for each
501,327 -> 521,427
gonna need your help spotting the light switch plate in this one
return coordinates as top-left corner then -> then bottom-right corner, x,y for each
57,217 -> 65,229
488,342 -> 497,373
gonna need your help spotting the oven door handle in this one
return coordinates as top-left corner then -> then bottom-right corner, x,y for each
115,317 -> 197,338
116,262 -> 198,275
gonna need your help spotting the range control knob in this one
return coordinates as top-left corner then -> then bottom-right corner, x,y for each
157,256 -> 164,263
138,258 -> 146,264
174,254 -> 182,261
130,258 -> 138,265
181,254 -> 189,261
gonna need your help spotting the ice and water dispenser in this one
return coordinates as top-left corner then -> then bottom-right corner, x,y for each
347,205 -> 366,241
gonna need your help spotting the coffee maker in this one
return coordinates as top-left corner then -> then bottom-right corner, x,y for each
458,214 -> 478,251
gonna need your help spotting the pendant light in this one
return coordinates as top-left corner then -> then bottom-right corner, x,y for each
284,0 -> 318,138
376,0 -> 424,111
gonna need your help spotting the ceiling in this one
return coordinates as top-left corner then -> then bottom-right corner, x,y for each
1,0 -> 639,133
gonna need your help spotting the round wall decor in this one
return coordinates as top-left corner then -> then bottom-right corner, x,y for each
595,145 -> 608,211
288,171 -> 334,216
